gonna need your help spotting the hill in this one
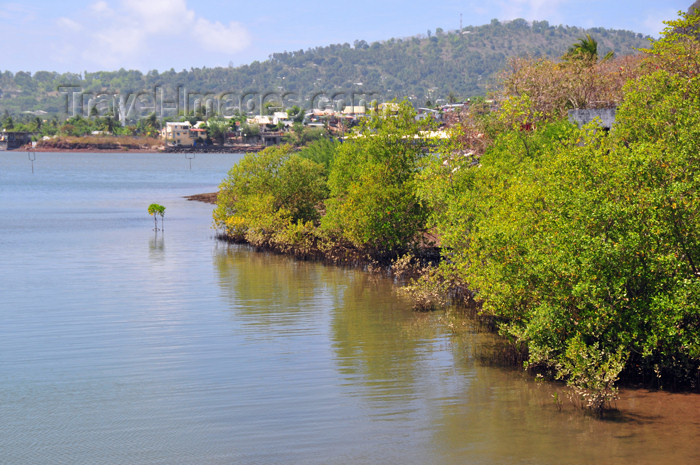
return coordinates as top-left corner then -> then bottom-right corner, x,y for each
0,19 -> 650,121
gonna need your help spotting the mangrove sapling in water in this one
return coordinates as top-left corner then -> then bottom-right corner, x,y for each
159,205 -> 165,231
148,204 -> 166,231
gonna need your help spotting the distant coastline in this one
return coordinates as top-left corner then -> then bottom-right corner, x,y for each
21,144 -> 264,154
25,145 -> 159,153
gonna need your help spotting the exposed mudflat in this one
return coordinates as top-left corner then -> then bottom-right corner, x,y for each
184,192 -> 218,204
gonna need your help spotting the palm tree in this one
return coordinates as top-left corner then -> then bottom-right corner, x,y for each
564,34 -> 614,63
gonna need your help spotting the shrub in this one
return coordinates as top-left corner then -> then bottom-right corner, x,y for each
321,102 -> 437,254
214,145 -> 327,246
297,138 -> 338,172
497,53 -> 644,121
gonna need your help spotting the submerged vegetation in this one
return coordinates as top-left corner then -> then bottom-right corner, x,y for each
214,11 -> 700,411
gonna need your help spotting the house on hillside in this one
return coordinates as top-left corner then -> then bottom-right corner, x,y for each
162,121 -> 192,145
190,127 -> 208,145
417,108 -> 441,122
378,102 -> 400,114
247,112 -> 289,126
342,106 -> 366,116
162,121 -> 211,146
272,112 -> 289,125
247,115 -> 272,126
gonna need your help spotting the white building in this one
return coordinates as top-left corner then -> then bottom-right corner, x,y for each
162,122 -> 192,145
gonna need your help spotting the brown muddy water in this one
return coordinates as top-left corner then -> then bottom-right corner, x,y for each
0,152 -> 697,464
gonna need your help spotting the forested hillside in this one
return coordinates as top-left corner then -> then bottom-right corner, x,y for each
0,19 -> 649,119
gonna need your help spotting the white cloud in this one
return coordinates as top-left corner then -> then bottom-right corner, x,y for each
94,27 -> 144,58
193,18 -> 252,54
90,1 -> 112,15
56,17 -> 83,33
121,0 -> 194,34
0,2 -> 35,16
643,9 -> 678,36
54,0 -> 251,70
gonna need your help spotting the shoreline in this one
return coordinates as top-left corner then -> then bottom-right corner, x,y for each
24,146 -> 160,153
21,144 -> 265,154
191,190 -> 700,409
208,208 -> 700,400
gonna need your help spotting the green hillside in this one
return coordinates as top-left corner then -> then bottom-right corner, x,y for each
0,19 -> 650,120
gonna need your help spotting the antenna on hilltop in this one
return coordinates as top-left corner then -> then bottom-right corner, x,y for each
460,13 -> 463,31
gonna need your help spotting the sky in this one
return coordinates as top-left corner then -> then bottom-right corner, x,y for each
0,0 -> 693,73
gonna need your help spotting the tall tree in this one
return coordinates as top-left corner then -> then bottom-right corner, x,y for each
564,34 -> 613,62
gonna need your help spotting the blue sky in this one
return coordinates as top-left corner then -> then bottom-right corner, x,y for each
0,0 -> 692,73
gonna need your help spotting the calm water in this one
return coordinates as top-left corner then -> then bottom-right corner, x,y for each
0,152 -> 698,465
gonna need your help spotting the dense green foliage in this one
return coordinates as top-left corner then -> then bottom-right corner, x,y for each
321,105 -> 434,252
215,104 -> 434,256
297,138 -> 338,172
1,111 -> 162,140
212,11 -> 697,407
0,21 -> 648,120
213,145 -> 328,249
417,11 -> 700,406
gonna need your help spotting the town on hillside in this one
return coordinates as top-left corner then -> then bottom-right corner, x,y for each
0,101 -> 472,151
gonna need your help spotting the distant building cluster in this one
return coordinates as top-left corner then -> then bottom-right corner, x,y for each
157,101 -> 487,148
160,103 -> 411,147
